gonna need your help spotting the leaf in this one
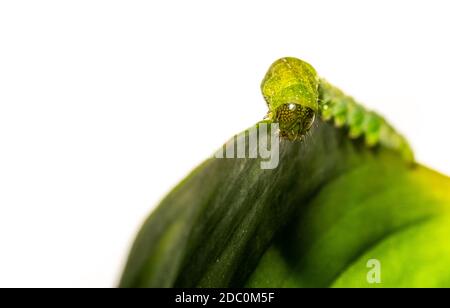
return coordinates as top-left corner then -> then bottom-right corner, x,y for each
119,120 -> 450,288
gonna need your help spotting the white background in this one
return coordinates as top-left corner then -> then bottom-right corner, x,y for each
1,1 -> 449,288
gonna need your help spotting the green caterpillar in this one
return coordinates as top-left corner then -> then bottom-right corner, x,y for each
261,57 -> 414,162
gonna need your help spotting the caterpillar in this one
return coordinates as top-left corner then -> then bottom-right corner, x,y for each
261,57 -> 414,162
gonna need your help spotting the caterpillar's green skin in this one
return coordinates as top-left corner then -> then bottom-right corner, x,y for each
261,57 -> 414,162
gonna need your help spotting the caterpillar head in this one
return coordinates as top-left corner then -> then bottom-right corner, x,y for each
261,57 -> 319,140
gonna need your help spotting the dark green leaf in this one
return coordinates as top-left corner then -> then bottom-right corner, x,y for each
119,120 -> 450,288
